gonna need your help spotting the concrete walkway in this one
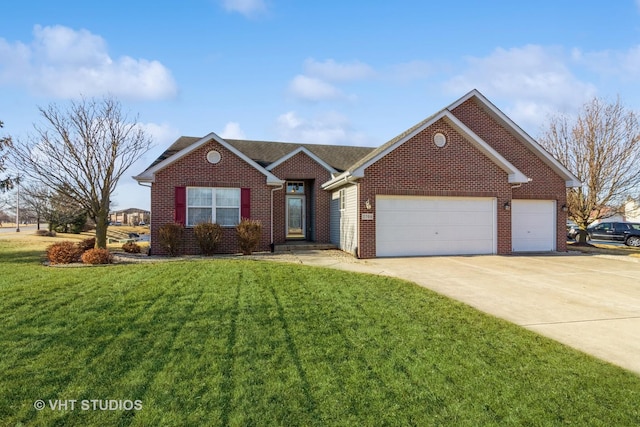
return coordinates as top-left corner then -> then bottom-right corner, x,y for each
276,250 -> 640,375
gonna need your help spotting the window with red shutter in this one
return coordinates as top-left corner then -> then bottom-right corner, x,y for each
241,188 -> 250,219
174,186 -> 186,225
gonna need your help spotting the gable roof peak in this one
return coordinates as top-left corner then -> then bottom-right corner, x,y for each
447,89 -> 581,187
133,132 -> 284,185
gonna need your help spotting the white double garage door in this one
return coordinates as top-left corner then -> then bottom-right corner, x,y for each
376,196 -> 556,257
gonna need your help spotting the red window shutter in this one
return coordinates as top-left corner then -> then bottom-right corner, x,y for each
174,186 -> 186,225
241,188 -> 251,219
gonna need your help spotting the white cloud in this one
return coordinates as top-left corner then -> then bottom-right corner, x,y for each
276,111 -> 369,146
219,122 -> 246,139
574,45 -> 640,80
288,75 -> 346,101
287,58 -> 375,102
0,25 -> 177,100
220,0 -> 267,17
137,122 -> 180,147
304,58 -> 375,82
445,45 -> 596,130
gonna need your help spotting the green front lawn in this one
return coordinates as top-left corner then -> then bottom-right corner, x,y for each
1,240 -> 639,426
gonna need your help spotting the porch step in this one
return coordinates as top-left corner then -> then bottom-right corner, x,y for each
274,242 -> 337,252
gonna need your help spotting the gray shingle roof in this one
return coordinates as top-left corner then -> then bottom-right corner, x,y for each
145,136 -> 376,174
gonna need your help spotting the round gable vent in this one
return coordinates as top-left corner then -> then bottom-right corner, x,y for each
206,150 -> 221,164
433,132 -> 447,148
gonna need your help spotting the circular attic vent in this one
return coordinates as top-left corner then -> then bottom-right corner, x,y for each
433,132 -> 447,148
206,150 -> 221,164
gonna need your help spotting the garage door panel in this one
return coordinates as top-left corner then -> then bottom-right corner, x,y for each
512,200 -> 555,252
376,196 -> 496,257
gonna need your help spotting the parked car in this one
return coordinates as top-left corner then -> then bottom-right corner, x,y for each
587,222 -> 640,247
138,221 -> 146,226
567,220 -> 579,239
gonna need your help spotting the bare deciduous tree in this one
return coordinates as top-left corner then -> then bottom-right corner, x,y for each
13,96 -> 153,248
0,120 -> 14,191
539,97 -> 640,242
21,183 -> 52,230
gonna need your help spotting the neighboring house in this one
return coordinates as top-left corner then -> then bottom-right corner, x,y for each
109,208 -> 150,226
134,89 -> 580,258
589,205 -> 628,226
624,198 -> 640,222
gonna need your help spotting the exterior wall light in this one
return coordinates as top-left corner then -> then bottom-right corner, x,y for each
504,202 -> 511,211
561,204 -> 568,212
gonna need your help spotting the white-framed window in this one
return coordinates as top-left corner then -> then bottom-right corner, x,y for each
339,189 -> 346,210
186,187 -> 240,227
286,181 -> 305,194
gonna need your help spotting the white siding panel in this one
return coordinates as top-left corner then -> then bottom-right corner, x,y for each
330,191 -> 340,245
340,185 -> 359,255
331,185 -> 359,255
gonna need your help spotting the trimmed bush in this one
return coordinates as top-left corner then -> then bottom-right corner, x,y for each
194,222 -> 223,255
35,230 -> 56,237
81,248 -> 113,265
158,223 -> 184,257
77,237 -> 96,252
46,241 -> 83,265
236,219 -> 262,255
122,242 -> 141,253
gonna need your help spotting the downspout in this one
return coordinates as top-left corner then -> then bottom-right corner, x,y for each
270,184 -> 284,252
136,180 -> 153,255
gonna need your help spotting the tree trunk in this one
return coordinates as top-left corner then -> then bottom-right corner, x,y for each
95,210 -> 109,249
576,229 -> 588,244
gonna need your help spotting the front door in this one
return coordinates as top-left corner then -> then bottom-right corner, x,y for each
286,195 -> 305,239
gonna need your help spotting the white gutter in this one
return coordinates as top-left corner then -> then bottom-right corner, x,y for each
321,172 -> 359,191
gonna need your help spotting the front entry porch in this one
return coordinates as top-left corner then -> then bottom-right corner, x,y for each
275,241 -> 337,252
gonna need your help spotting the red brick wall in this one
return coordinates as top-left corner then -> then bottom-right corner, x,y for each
358,119 -> 513,259
270,151 -> 333,243
451,99 -> 568,252
150,139 -> 273,255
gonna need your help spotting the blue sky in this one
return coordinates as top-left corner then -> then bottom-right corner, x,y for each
2,0 -> 640,211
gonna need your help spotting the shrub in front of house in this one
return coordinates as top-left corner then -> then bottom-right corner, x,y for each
46,241 -> 83,264
81,248 -> 113,265
122,242 -> 141,253
194,222 -> 223,255
236,219 -> 262,255
77,237 -> 96,252
158,223 -> 184,257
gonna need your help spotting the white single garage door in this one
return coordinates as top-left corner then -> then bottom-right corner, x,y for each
376,196 -> 496,257
512,200 -> 556,252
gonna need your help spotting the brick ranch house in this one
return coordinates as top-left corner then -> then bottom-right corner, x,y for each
134,90 -> 580,258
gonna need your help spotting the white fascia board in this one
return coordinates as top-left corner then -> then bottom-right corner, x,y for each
134,132 -> 283,186
321,171 -> 356,191
266,146 -> 338,174
448,89 -> 582,188
132,174 -> 154,183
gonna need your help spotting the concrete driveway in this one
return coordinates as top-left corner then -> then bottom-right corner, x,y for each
285,251 -> 640,375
